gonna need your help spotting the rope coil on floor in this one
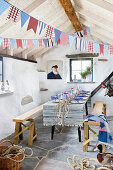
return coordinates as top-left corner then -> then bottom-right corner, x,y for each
67,155 -> 111,170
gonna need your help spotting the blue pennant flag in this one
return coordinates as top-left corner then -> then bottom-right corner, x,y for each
39,21 -> 46,35
86,27 -> 90,34
80,30 -> 84,37
54,29 -> 62,43
33,39 -> 37,48
94,42 -> 99,54
43,39 -> 48,47
10,39 -> 16,48
0,38 -> 3,45
21,11 -> 30,27
22,39 -> 27,48
0,0 -> 10,16
104,45 -> 109,56
69,35 -> 75,47
84,40 -> 88,50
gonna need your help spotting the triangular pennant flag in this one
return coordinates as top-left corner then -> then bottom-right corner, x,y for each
69,35 -> 75,47
7,5 -> 20,22
27,40 -> 33,48
38,40 -> 42,47
33,40 -> 38,48
10,39 -> 16,48
104,45 -> 109,56
84,29 -> 87,36
109,46 -> 113,55
27,17 -> 38,34
0,38 -> 3,46
3,38 -> 10,49
94,42 -> 99,54
38,21 -> 46,35
16,39 -> 22,48
54,29 -> 62,43
88,41 -> 94,53
21,11 -> 30,27
43,39 -> 48,47
77,38 -> 80,49
60,32 -> 68,46
86,27 -> 90,34
0,0 -> 10,15
57,38 -> 60,45
22,39 -> 27,48
99,44 -> 104,55
75,37 -> 77,50
45,26 -> 54,39
80,30 -> 84,37
80,39 -> 82,51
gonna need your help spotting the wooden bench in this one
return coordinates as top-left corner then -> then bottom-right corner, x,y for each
83,101 -> 106,152
13,105 -> 43,146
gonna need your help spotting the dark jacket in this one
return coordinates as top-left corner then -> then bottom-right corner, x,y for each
47,71 -> 62,79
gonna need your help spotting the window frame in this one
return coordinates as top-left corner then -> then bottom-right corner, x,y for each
0,56 -> 3,81
70,58 -> 93,82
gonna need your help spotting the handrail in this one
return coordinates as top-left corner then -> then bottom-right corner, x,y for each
91,71 -> 113,97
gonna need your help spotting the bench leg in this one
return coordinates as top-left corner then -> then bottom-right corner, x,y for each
33,120 -> 37,141
78,126 -> 81,142
51,125 -> 55,140
85,102 -> 88,116
14,122 -> 22,145
83,122 -> 89,152
28,122 -> 34,146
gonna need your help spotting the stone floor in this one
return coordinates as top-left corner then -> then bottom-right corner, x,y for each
2,115 -> 113,170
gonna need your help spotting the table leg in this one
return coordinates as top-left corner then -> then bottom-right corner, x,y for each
85,102 -> 88,116
51,125 -> 55,140
78,126 -> 81,142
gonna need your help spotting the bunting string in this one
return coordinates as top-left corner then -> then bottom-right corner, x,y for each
0,0 -> 112,55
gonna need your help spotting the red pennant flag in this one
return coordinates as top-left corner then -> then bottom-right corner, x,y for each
38,40 -> 42,47
60,32 -> 68,46
16,39 -> 22,48
57,38 -> 60,45
88,42 -> 93,52
7,5 -> 20,22
27,40 -> 33,48
84,29 -> 87,36
45,26 -> 54,39
27,17 -> 38,34
99,44 -> 104,55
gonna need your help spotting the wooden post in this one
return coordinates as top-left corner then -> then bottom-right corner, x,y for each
83,122 -> 89,152
103,104 -> 106,115
28,121 -> 34,146
14,122 -> 21,144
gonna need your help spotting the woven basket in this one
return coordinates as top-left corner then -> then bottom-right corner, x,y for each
0,140 -> 24,170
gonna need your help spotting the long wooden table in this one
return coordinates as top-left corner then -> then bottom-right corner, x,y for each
43,92 -> 91,140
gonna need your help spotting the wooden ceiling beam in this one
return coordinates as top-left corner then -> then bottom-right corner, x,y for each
58,0 -> 82,32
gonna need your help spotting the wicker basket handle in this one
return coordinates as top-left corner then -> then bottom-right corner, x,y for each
0,140 -> 14,146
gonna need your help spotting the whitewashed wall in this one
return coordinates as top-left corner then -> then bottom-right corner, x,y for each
37,44 -> 113,117
0,57 -> 40,140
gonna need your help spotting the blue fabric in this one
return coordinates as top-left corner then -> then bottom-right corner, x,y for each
21,11 -> 30,27
54,29 -> 62,43
84,114 -> 113,146
69,35 -> 75,47
10,39 -> 16,48
47,71 -> 62,79
0,0 -> 10,16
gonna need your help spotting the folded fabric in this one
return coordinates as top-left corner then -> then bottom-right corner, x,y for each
84,114 -> 113,146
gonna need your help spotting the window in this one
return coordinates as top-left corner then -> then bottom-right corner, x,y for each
0,57 -> 3,81
70,58 -> 93,82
